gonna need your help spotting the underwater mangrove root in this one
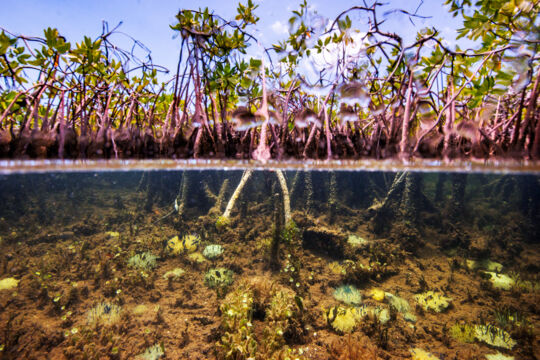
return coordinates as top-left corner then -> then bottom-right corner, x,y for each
205,178 -> 230,217
328,172 -> 338,223
370,172 -> 407,233
275,169 -> 292,227
175,170 -> 190,217
290,171 -> 314,214
217,170 -> 253,228
370,171 -> 437,252
217,169 -> 294,231
269,193 -> 283,271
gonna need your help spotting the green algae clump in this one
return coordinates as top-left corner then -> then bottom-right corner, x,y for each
87,302 -> 122,327
474,324 -> 516,350
449,322 -> 476,343
414,291 -> 452,313
136,343 -> 164,360
466,259 -> 503,272
218,284 -> 257,359
386,292 -> 416,323
128,252 -> 158,271
263,288 -> 305,354
216,216 -> 230,229
204,268 -> 234,289
332,284 -> 362,305
0,277 -> 19,291
485,352 -> 514,360
166,234 -> 200,255
203,244 -> 224,260
132,304 -> 148,316
483,272 -> 515,290
347,234 -> 368,247
217,278 -> 306,359
187,252 -> 206,264
449,322 -> 516,350
163,268 -> 185,280
325,306 -> 361,333
410,347 -> 440,360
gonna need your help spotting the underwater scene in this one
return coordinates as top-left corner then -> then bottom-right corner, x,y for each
0,168 -> 538,360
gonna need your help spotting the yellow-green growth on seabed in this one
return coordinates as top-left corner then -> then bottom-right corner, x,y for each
127,252 -> 158,271
333,284 -> 362,305
218,284 -> 257,359
449,322 -> 476,343
203,244 -> 224,259
136,344 -> 164,360
485,352 -> 514,360
163,268 -> 185,280
166,234 -> 200,255
483,271 -> 515,290
466,259 -> 503,272
87,302 -> 122,327
205,268 -> 234,289
410,347 -> 440,360
324,306 -> 363,333
347,234 -> 369,247
324,305 -> 389,333
474,324 -> 516,350
414,291 -> 452,313
0,277 -> 19,291
263,288 -> 303,353
448,322 -> 516,350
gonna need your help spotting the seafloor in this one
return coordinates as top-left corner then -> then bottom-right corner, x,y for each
0,170 -> 538,360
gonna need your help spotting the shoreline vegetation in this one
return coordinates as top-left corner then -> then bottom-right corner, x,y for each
0,0 -> 539,161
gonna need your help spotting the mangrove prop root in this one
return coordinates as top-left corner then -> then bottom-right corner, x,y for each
275,169 -> 292,227
217,169 -> 293,229
217,169 -> 253,227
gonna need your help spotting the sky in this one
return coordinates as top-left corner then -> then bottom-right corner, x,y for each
0,0 -> 469,77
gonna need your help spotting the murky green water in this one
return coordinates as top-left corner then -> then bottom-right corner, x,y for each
0,163 -> 538,359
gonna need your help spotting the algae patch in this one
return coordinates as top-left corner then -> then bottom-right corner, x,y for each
410,347 -> 440,360
128,252 -> 158,271
203,244 -> 224,259
414,291 -> 452,313
132,304 -> 148,316
368,288 -> 385,302
205,268 -> 234,289
485,352 -> 514,360
474,325 -> 516,350
466,259 -> 503,272
87,302 -> 122,327
166,234 -> 200,255
449,322 -> 476,343
0,277 -> 19,291
163,268 -> 185,280
332,284 -> 362,305
325,305 -> 389,333
187,252 -> 206,263
483,272 -> 515,290
136,343 -> 164,359
347,234 -> 368,247
325,306 -> 359,333
386,292 -> 416,322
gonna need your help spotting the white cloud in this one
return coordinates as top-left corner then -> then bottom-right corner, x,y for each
271,21 -> 288,35
307,30 -> 369,73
